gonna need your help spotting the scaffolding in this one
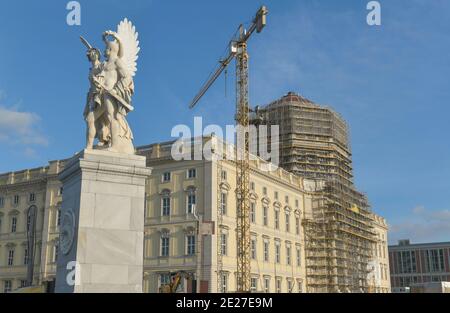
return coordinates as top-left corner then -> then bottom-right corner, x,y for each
251,92 -> 377,293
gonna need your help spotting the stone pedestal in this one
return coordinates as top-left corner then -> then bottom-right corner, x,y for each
55,149 -> 151,293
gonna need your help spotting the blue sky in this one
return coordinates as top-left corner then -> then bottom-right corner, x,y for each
0,0 -> 449,244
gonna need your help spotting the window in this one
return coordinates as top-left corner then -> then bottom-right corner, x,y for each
159,274 -> 170,287
274,210 -> 280,230
263,242 -> 269,262
251,278 -> 257,292
274,191 -> 278,200
187,168 -> 196,179
250,203 -> 256,224
20,280 -> 27,288
8,249 -> 14,266
11,217 -> 17,233
162,196 -> 171,216
13,195 -> 20,205
0,218 -> 2,232
398,250 -> 417,273
53,244 -> 59,263
262,187 -> 267,196
220,274 -> 228,293
286,246 -> 291,265
187,192 -> 196,214
220,233 -> 228,256
0,197 -> 4,207
161,236 -> 170,257
296,247 -> 301,266
287,280 -> 293,293
295,199 -> 299,208
162,172 -> 171,182
426,249 -> 445,272
24,248 -> 29,265
295,217 -> 300,235
264,278 -> 270,293
187,235 -> 196,255
29,193 -> 35,202
4,280 -> 12,293
251,239 -> 257,260
275,242 -> 281,263
250,182 -> 255,191
57,209 -> 61,227
220,192 -> 227,216
285,212 -> 290,232
276,278 -> 282,293
285,195 -> 289,204
26,214 -> 32,232
58,187 -> 63,196
263,206 -> 268,226
297,280 -> 303,293
221,170 -> 227,181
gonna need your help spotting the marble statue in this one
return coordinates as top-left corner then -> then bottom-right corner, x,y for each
81,18 -> 140,155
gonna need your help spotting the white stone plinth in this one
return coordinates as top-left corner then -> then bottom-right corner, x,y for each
55,149 -> 151,293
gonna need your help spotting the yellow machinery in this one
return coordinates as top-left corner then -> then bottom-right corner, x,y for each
159,271 -> 194,293
188,5 -> 268,293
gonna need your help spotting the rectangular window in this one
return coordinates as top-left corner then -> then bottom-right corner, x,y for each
295,199 -> 299,208
57,209 -> 61,227
58,187 -> 63,196
4,280 -> 12,293
275,211 -> 279,230
274,191 -> 278,200
264,242 -> 269,262
160,274 -> 170,287
161,237 -> 170,257
264,278 -> 270,293
221,274 -> 228,293
285,195 -> 289,204
162,172 -> 171,182
285,213 -> 290,232
263,187 -> 267,195
298,281 -> 302,293
276,278 -> 282,293
251,239 -> 257,260
221,170 -> 227,181
296,247 -> 301,266
162,197 -> 171,216
250,203 -> 256,224
0,196 -> 4,207
295,217 -> 300,235
13,195 -> 19,205
187,193 -> 196,214
287,280 -> 293,293
53,245 -> 59,263
26,214 -> 31,232
286,246 -> 291,265
24,248 -> 29,265
187,168 -> 196,179
275,243 -> 280,263
20,280 -> 27,288
250,182 -> 255,191
11,217 -> 17,233
220,234 -> 228,256
29,193 -> 35,202
263,206 -> 268,226
220,193 -> 227,216
8,249 -> 14,266
251,278 -> 257,292
187,235 -> 196,255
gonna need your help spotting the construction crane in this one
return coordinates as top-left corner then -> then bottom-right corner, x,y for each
188,6 -> 268,292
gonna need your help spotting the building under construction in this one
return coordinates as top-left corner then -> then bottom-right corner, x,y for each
251,92 -> 379,292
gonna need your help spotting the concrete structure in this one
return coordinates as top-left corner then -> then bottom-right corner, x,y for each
54,149 -> 151,293
251,92 -> 384,292
389,240 -> 450,291
368,215 -> 391,293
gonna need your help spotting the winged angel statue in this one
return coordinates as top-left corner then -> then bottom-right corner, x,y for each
81,19 -> 140,155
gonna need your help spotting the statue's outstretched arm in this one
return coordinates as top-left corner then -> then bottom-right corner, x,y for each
103,31 -> 124,58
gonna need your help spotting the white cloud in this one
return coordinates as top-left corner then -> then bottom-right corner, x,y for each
0,105 -> 49,147
389,206 -> 450,244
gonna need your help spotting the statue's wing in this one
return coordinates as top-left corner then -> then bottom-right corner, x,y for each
116,18 -> 140,77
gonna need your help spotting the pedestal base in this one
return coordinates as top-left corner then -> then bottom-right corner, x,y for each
55,149 -> 151,293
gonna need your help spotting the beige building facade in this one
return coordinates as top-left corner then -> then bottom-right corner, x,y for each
0,137 -> 389,293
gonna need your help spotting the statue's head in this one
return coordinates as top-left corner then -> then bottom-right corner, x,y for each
104,40 -> 119,59
87,48 -> 100,63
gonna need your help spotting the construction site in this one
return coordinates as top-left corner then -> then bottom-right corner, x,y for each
250,92 -> 382,292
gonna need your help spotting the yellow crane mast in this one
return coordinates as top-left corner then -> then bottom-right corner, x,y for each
188,6 -> 268,292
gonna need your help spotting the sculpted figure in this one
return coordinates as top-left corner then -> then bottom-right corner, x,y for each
80,19 -> 140,155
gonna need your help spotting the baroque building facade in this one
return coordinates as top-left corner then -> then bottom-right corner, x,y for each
0,137 -> 390,293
